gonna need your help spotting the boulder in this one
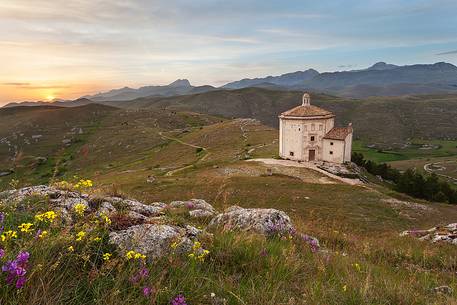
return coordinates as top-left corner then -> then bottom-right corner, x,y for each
400,223 -> 457,246
109,224 -> 204,259
208,206 -> 294,236
169,199 -> 217,218
104,197 -> 165,217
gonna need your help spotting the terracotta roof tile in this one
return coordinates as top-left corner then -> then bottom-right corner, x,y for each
324,127 -> 353,140
281,105 -> 333,117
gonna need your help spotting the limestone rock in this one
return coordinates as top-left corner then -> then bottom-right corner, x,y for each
169,199 -> 217,218
401,223 -> 457,246
109,224 -> 204,259
208,206 -> 294,236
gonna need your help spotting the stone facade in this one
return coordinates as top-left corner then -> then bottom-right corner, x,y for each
279,93 -> 353,164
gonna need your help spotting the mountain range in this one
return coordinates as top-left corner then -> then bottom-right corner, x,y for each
3,62 -> 457,108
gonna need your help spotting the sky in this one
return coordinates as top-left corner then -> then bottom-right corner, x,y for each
1,0 -> 457,105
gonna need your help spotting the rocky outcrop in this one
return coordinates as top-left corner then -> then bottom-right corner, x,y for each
208,206 -> 294,236
169,199 -> 217,218
400,223 -> 457,245
109,224 -> 205,259
2,186 -> 315,258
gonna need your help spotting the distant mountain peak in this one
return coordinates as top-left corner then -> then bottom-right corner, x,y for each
169,79 -> 191,87
366,62 -> 399,71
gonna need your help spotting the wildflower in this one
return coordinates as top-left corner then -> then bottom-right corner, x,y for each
75,231 -> 86,241
35,211 -> 57,223
1,230 -> 17,241
143,286 -> 153,297
130,266 -> 149,284
125,250 -> 146,260
92,237 -> 102,242
102,214 -> 111,225
18,223 -> 34,233
170,242 -> 178,250
1,251 -> 29,289
171,294 -> 187,305
0,248 -> 4,258
192,241 -> 201,251
74,179 -> 93,189
0,212 -> 4,223
301,234 -> 320,253
73,203 -> 87,216
102,253 -> 112,261
353,263 -> 361,272
67,246 -> 74,252
342,285 -> 347,292
35,229 -> 48,239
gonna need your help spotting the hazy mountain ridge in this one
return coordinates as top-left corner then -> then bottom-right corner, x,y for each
82,79 -> 216,102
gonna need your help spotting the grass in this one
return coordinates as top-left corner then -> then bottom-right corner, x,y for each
0,193 -> 456,304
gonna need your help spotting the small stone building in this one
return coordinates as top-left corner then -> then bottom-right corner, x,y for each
278,93 -> 353,164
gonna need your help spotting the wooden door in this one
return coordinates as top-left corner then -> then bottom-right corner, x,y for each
309,150 -> 315,161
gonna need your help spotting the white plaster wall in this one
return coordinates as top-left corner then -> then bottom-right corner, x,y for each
280,117 -> 334,161
280,119 -> 304,160
323,139 -> 345,163
343,133 -> 353,162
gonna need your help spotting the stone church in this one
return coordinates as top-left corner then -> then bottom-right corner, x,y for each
279,93 -> 353,164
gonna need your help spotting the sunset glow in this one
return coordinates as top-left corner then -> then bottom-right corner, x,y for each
1,0 -> 457,106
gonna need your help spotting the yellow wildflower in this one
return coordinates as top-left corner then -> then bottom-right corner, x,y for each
170,242 -> 178,249
102,253 -> 112,261
35,211 -> 57,223
74,179 -> 93,189
38,230 -> 48,239
75,231 -> 86,241
18,223 -> 34,233
1,230 -> 17,241
125,250 -> 146,260
92,237 -> 102,242
74,203 -> 87,216
343,285 -> 347,292
353,263 -> 361,272
188,253 -> 195,259
192,241 -> 201,251
100,214 -> 111,225
67,245 -> 74,252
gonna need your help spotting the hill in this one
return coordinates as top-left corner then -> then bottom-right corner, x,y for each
109,88 -> 457,144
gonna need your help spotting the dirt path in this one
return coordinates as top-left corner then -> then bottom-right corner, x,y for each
158,131 -> 210,176
247,158 -> 363,185
424,161 -> 457,183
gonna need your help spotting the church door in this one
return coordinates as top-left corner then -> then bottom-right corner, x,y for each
308,150 -> 315,161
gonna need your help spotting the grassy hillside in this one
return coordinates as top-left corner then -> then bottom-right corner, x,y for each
110,88 -> 457,144
1,105 -> 457,303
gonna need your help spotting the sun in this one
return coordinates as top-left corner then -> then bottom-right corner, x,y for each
46,95 -> 55,101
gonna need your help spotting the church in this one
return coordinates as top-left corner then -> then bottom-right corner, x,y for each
278,93 -> 353,164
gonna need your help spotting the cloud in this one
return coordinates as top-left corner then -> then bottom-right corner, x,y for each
2,82 -> 30,86
437,50 -> 457,55
1,83 -> 70,90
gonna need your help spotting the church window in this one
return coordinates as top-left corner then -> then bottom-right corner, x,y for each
330,142 -> 334,145
330,151 -> 333,155
290,151 -> 294,156
310,136 -> 315,141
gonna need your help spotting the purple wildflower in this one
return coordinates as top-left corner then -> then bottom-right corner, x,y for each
185,202 -> 195,209
1,251 -> 29,289
130,265 -> 149,284
171,294 -> 187,305
0,248 -> 4,259
143,286 -> 153,297
301,234 -> 320,253
259,248 -> 268,257
35,229 -> 42,240
0,212 -> 4,223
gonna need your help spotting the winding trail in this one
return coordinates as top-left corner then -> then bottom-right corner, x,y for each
158,131 -> 210,176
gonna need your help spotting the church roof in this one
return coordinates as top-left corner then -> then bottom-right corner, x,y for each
324,127 -> 353,140
280,104 -> 334,118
